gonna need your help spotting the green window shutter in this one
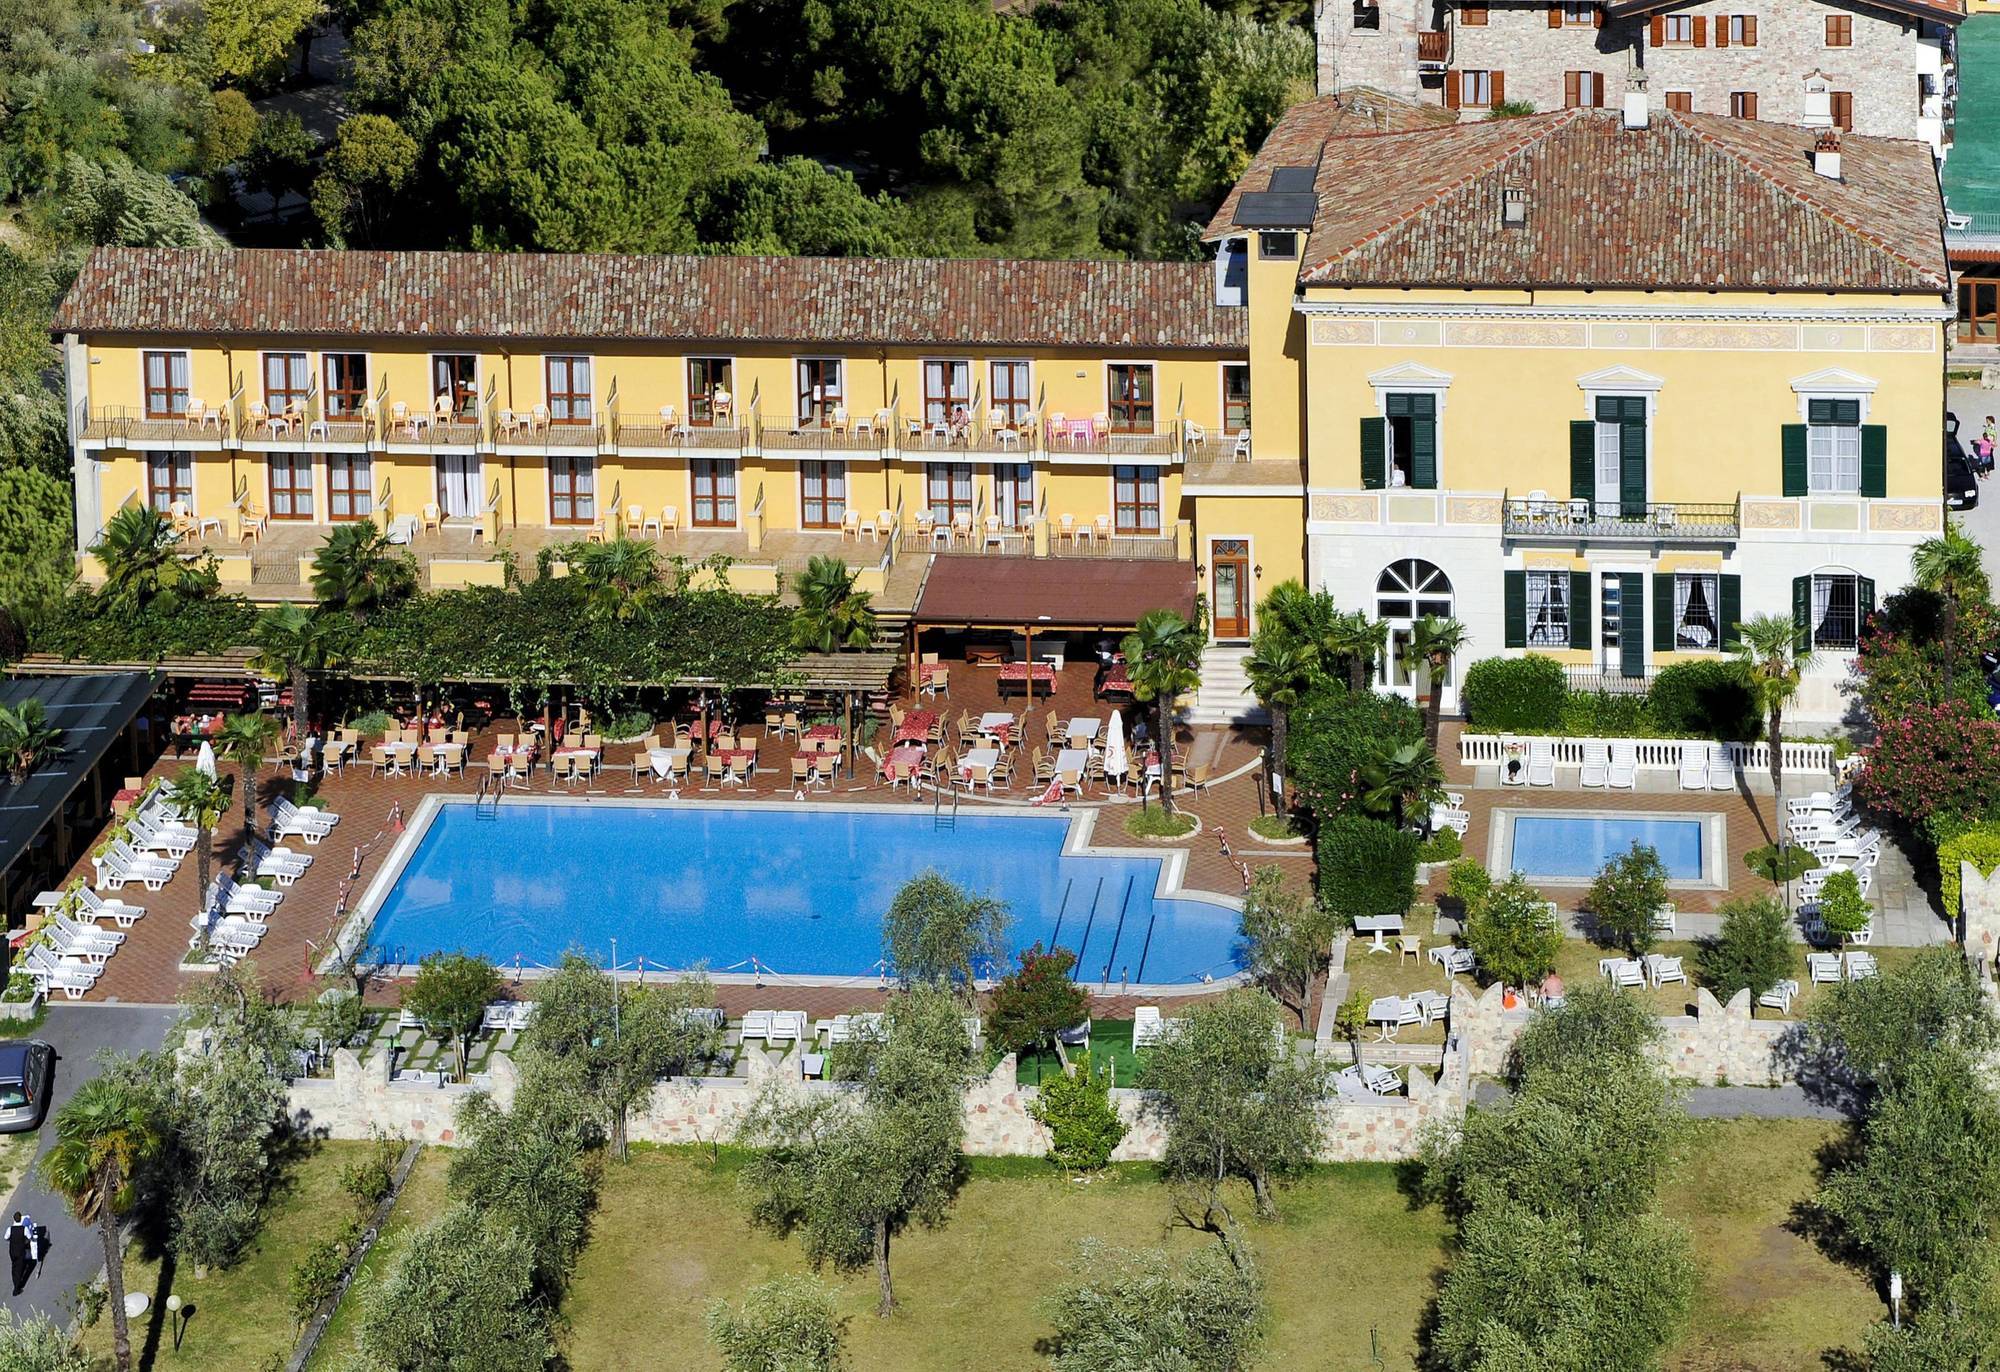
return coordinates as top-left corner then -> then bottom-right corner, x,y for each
1360,417 -> 1386,490
1411,417 -> 1437,490
1652,572 -> 1675,652
1781,425 -> 1808,497
1504,571 -> 1527,648
1569,420 -> 1595,501
1791,574 -> 1811,651
1858,574 -> 1876,621
1619,414 -> 1647,517
1860,425 -> 1887,497
1719,574 -> 1742,651
1569,571 -> 1591,650
1807,399 -> 1835,425
1618,572 -> 1645,678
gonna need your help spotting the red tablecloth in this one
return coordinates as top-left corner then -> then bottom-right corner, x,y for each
1098,663 -> 1132,695
984,722 -> 1015,744
997,663 -> 1056,689
887,745 -> 926,767
894,710 -> 938,743
803,725 -> 841,741
711,747 -> 758,763
688,719 -> 726,740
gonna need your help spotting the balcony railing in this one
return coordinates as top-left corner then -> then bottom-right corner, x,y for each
1417,29 -> 1448,63
1502,495 -> 1740,542
758,418 -> 889,454
80,405 -> 232,445
610,414 -> 750,452
1043,424 -> 1182,459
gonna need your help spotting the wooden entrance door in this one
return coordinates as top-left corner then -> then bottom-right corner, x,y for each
1210,539 -> 1251,640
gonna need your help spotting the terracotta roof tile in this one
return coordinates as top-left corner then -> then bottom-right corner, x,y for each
1293,109 -> 1948,293
54,250 -> 1247,352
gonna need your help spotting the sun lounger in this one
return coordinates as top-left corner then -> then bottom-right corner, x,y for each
1579,741 -> 1609,788
1707,742 -> 1737,791
127,815 -> 196,859
1844,950 -> 1879,980
208,876 -> 281,917
1607,741 -> 1637,789
1599,957 -> 1645,988
1652,903 -> 1676,935
1526,739 -> 1556,786
1409,989 -> 1451,1025
37,884 -> 145,928
1429,945 -> 1476,976
1132,1005 -> 1166,1047
1368,996 -> 1424,1040
23,947 -> 98,999
1678,747 -> 1707,790
1646,954 -> 1686,988
1430,806 -> 1471,837
1757,978 -> 1800,1014
95,845 -> 175,892
247,840 -> 311,886
271,802 -> 338,845
1337,1063 -> 1403,1096
51,911 -> 123,953
482,1001 -> 536,1032
1808,952 -> 1843,984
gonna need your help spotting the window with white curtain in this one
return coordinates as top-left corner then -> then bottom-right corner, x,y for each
1807,399 -> 1862,494
1674,573 -> 1720,650
1812,574 -> 1861,649
1526,571 -> 1570,647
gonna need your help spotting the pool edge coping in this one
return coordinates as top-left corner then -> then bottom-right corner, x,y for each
1485,806 -> 1731,892
326,793 -> 1252,997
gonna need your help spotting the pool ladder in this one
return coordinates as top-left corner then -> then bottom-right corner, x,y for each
473,774 -> 501,819
933,782 -> 958,831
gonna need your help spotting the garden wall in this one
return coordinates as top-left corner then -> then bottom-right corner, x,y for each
1455,980 -> 1795,1086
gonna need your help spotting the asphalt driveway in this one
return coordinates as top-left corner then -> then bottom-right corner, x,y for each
0,1004 -> 178,1325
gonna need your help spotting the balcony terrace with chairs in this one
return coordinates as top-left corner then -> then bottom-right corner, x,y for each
77,404 -> 231,450
610,411 -> 752,457
1501,494 -> 1742,544
757,416 -> 891,456
1040,419 -> 1184,460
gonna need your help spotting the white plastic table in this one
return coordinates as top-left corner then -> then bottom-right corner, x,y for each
960,748 -> 999,776
1353,914 -> 1403,953
1065,717 -> 1101,743
979,711 -> 1014,732
1056,748 -> 1090,776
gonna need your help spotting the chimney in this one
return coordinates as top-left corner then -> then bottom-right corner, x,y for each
1623,87 -> 1648,130
1814,128 -> 1843,182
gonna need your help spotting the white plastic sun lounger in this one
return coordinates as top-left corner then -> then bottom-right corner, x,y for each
36,885 -> 145,928
1678,747 -> 1708,790
1606,741 -> 1637,789
127,816 -> 197,859
24,947 -> 98,999
1707,743 -> 1737,791
1579,741 -> 1609,788
1132,1005 -> 1166,1047
1525,739 -> 1556,787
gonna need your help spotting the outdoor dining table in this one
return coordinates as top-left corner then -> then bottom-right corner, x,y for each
1065,717 -> 1101,745
894,710 -> 937,743
424,741 -> 464,775
380,740 -> 418,775
1366,996 -> 1413,1041
803,724 -> 842,742
958,747 -> 999,778
996,663 -> 1057,698
1097,662 -> 1132,699
1353,914 -> 1404,953
648,746 -> 692,778
978,711 -> 1015,733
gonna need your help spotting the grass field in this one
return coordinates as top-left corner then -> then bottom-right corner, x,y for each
562,1119 -> 1881,1371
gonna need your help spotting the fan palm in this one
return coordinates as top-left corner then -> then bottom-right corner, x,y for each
1121,607 -> 1206,814
93,504 -> 210,612
309,521 -> 416,617
1332,611 -> 1390,693
217,711 -> 281,856
1243,636 -> 1310,799
791,555 -> 877,652
1361,740 -> 1446,833
41,1074 -> 161,1372
570,538 -> 662,623
165,767 -> 225,949
0,699 -> 63,780
1256,580 -> 1340,671
250,603 -> 346,743
1736,614 -> 1816,852
1403,614 -> 1469,752
1911,520 -> 1987,693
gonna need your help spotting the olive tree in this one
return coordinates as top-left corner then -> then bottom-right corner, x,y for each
707,1275 -> 847,1372
347,1204 -> 553,1372
1236,867 -> 1340,1031
1585,843 -> 1670,958
1044,1238 -> 1266,1372
404,952 -> 502,1081
1805,945 -> 1999,1099
881,871 -> 1010,993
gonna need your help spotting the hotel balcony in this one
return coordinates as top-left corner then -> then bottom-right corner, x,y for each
1501,494 -> 1741,544
1041,422 -> 1183,461
609,413 -> 751,458
1417,29 -> 1449,67
757,417 -> 891,458
77,405 -> 231,451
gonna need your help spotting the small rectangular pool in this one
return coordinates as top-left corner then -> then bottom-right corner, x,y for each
1495,811 -> 1718,884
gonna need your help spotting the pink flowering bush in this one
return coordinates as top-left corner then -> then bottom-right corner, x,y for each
1855,700 -> 2000,840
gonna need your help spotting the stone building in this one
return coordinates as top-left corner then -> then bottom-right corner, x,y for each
1318,0 -> 1959,155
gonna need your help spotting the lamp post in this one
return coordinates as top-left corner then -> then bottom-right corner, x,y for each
166,1293 -> 188,1351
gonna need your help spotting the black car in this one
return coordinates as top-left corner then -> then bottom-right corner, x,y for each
1947,417 -> 1979,509
0,1042 -> 55,1134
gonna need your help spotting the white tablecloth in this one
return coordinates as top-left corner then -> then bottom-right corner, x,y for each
960,747 -> 999,774
648,746 -> 691,778
1055,748 -> 1090,774
978,711 -> 1014,732
1065,718 -> 1101,742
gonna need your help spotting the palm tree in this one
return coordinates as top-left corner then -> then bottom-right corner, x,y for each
0,699 -> 63,781
250,603 -> 345,744
1121,607 -> 1206,814
309,521 -> 416,617
1403,615 -> 1470,752
217,712 -> 281,856
41,1074 -> 160,1372
93,505 -> 210,612
1361,740 -> 1446,832
1333,611 -> 1390,693
791,555 -> 877,652
165,767 -> 225,950
1736,614 -> 1816,855
569,538 -> 662,623
1911,520 -> 1988,694
1243,636 -> 1309,801
1257,580 -> 1339,669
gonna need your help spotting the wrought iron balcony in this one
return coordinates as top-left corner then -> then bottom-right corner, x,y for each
1501,495 -> 1740,542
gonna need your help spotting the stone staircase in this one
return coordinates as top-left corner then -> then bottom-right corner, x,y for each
1187,644 -> 1266,727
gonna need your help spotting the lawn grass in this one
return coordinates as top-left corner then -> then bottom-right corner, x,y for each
1013,1019 -> 1146,1087
305,1148 -> 452,1370
562,1120 -> 1882,1371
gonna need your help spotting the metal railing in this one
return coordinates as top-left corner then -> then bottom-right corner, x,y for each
757,417 -> 889,453
1501,494 -> 1740,541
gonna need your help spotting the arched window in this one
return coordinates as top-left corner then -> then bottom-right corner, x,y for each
1376,559 -> 1454,622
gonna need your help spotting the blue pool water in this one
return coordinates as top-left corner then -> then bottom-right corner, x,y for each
1508,815 -> 1705,880
362,803 -> 1243,984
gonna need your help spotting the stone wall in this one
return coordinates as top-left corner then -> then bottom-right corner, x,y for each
1317,0 -> 1936,142
1454,979 -> 1795,1085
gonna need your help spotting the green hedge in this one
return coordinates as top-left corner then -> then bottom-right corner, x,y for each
1317,814 -> 1419,923
1939,824 -> 2000,919
1648,659 -> 1759,740
1286,686 -> 1424,819
1462,655 -> 1566,732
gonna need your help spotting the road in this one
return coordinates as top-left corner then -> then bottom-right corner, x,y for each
1947,385 -> 2000,558
0,1005 -> 177,1325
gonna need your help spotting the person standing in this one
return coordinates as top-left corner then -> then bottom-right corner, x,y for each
22,1211 -> 41,1284
7,1213 -> 28,1296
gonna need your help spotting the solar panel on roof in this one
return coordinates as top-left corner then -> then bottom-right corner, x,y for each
1268,166 -> 1318,194
1234,192 -> 1318,227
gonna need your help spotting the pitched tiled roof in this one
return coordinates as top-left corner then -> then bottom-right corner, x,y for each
53,249 -> 1247,351
1294,109 -> 1948,293
1203,91 -> 1459,241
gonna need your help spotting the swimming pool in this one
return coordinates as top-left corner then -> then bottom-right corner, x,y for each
352,799 -> 1244,987
1495,811 -> 1718,884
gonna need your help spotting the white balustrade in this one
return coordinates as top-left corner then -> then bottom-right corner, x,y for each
1458,733 -> 1836,777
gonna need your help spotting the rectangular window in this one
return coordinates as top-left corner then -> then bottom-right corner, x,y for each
1593,395 -> 1645,508
147,451 -> 194,511
436,454 -> 482,518
1831,91 -> 1853,130
1561,1 -> 1593,22
323,354 -> 368,418
1258,231 -> 1297,260
1812,574 -> 1862,649
1960,278 -> 2000,343
923,360 -> 972,428
1826,13 -> 1852,44
143,351 -> 192,419
549,452 -> 595,524
993,463 -> 1035,530
1660,13 -> 1692,43
1674,573 -> 1721,651
1458,69 -> 1493,106
1807,399 -> 1862,494
431,355 -> 478,419
691,458 -> 738,526
688,358 -> 734,426
1724,13 -> 1756,44
1384,392 -> 1436,490
1730,91 -> 1758,119
1665,90 -> 1694,113
1353,0 -> 1381,29
1461,4 -> 1487,23
1113,464 -> 1162,535
545,356 -> 592,424
328,452 -> 373,521
1108,364 -> 1155,432
262,353 -> 309,417
269,452 -> 314,520
800,460 -> 846,529
1565,71 -> 1604,108
1222,362 -> 1251,433
990,360 -> 1032,428
926,462 -> 974,522
1525,571 -> 1572,648
796,358 -> 843,425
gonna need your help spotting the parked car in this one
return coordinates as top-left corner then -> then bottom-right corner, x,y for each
1948,416 -> 1979,509
0,1041 -> 54,1133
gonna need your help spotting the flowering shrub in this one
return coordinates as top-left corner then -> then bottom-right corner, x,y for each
1286,686 -> 1424,819
1855,589 -> 1998,723
1855,700 -> 2000,840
